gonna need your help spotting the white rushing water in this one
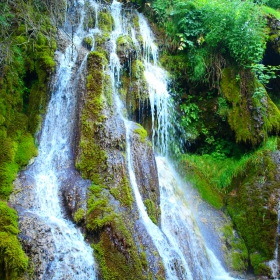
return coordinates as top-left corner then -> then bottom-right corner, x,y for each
108,1 -> 236,279
19,0 -> 97,279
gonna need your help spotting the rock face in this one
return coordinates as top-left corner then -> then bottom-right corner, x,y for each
130,123 -> 161,225
17,213 -> 56,280
226,150 -> 280,276
220,68 -> 280,145
75,49 -> 164,279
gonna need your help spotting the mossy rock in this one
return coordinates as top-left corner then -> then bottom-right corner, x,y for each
84,1 -> 97,30
74,208 -> 85,224
132,60 -> 145,80
134,123 -> 148,143
82,36 -> 94,50
117,35 -> 136,63
222,222 -> 248,272
220,68 -> 280,145
226,150 -> 280,276
76,51 -> 112,185
0,202 -> 28,280
109,175 -> 133,209
121,70 -> 149,120
98,10 -> 114,34
144,199 -> 157,225
86,185 -> 147,280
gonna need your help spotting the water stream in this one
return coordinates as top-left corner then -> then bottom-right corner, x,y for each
13,0 -> 96,279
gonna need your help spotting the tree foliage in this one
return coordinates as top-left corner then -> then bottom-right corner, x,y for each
153,0 -> 267,81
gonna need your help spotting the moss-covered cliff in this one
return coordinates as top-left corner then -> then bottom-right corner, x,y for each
0,1 -> 59,278
75,48 -> 164,279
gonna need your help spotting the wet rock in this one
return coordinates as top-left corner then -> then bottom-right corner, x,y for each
17,212 -> 56,280
55,29 -> 71,53
74,50 -> 165,277
10,173 -> 37,211
117,35 -> 136,64
226,150 -> 280,276
129,123 -> 161,224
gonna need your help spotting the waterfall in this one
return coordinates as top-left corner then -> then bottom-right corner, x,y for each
11,0 -> 97,279
108,1 -> 235,279
10,0 -> 240,279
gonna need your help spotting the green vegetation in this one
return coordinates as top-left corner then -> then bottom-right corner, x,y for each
261,5 -> 280,19
76,51 -> 110,185
222,222 -> 248,272
86,185 -> 147,280
134,124 -> 148,143
153,0 -> 266,68
180,137 -> 279,274
117,35 -> 135,56
0,202 -> 28,280
144,199 -> 158,224
83,36 -> 94,50
109,175 -> 134,208
98,10 -> 114,34
180,137 -> 278,205
74,208 -> 85,224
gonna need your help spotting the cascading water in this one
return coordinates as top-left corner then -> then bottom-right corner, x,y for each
11,0 -> 97,279
108,1 -> 235,279
10,0 -> 241,278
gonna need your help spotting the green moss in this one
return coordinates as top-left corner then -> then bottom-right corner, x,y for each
110,176 -> 133,209
132,15 -> 140,30
261,5 -> 280,19
220,68 -> 280,145
134,124 -> 148,143
120,67 -> 148,119
220,68 -> 253,143
98,11 -> 113,33
86,186 -> 146,280
76,51 -> 111,185
132,60 -> 144,80
86,185 -> 115,231
159,54 -> 188,78
15,133 -> 38,166
226,147 -> 280,275
180,154 -> 227,209
92,226 -> 145,280
220,68 -> 241,105
0,202 -> 28,280
83,36 -> 93,50
144,199 -> 157,225
222,222 -> 248,272
0,4 -> 56,277
84,2 -> 96,29
140,249 -> 148,269
74,208 -> 85,224
117,35 -> 135,53
250,252 -> 271,276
